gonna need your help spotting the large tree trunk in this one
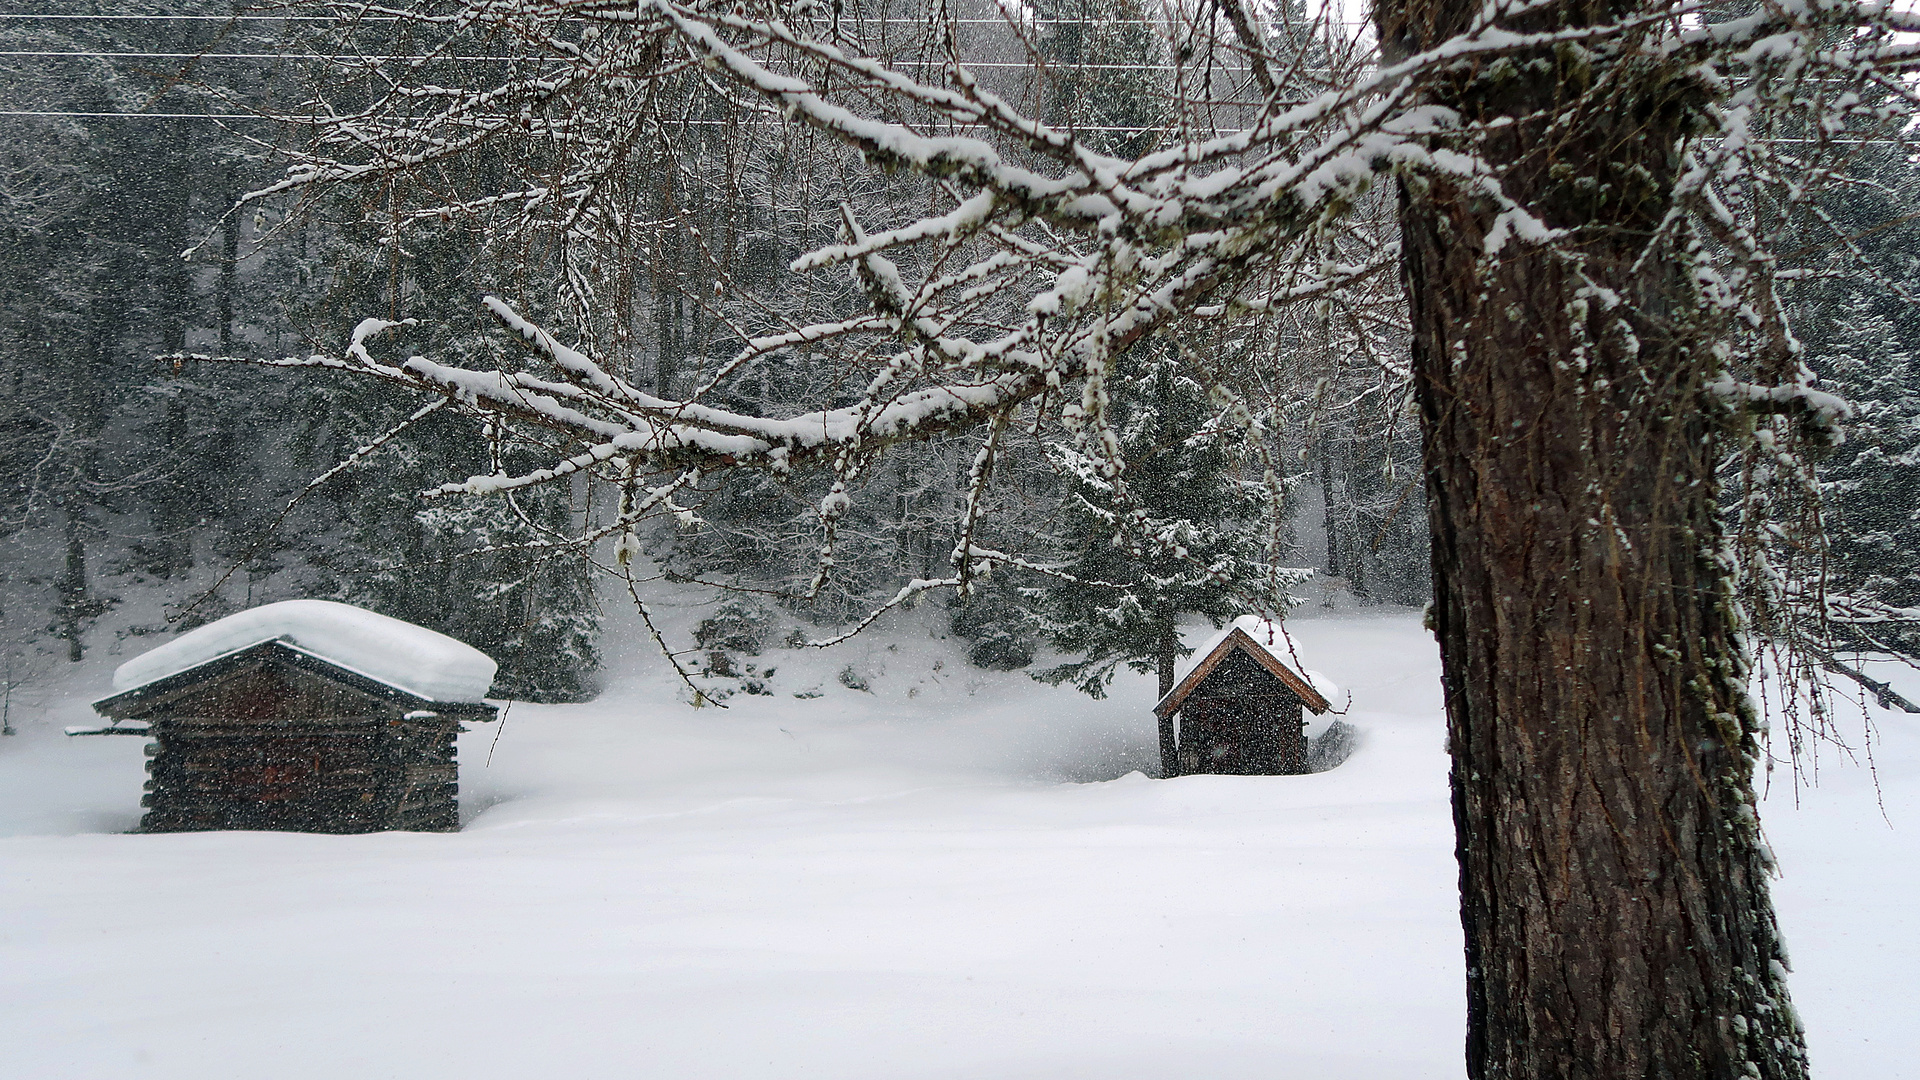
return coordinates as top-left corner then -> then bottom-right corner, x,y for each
1377,0 -> 1809,1076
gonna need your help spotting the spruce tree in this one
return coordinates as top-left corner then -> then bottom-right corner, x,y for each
293,229 -> 603,702
1030,349 -> 1307,699
1023,0 -> 1304,695
1813,290 -> 1920,654
1032,0 -> 1165,158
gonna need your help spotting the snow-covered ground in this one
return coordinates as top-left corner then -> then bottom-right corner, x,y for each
1,607 -> 1914,1079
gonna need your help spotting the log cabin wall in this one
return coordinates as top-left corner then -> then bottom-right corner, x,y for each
387,714 -> 461,832
145,720 -> 386,833
141,714 -> 463,833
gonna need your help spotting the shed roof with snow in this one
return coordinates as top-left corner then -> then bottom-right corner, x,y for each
1155,616 -> 1333,720
100,599 -> 498,711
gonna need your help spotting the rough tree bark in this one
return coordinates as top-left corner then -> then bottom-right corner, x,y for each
1377,0 -> 1810,1076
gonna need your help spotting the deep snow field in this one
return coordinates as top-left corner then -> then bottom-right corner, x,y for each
1,603 -> 1915,1079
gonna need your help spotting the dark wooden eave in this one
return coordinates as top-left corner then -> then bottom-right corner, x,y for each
1154,627 -> 1331,718
92,638 -> 498,722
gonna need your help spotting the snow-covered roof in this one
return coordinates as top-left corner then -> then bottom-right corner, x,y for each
1154,615 -> 1337,717
111,600 -> 497,704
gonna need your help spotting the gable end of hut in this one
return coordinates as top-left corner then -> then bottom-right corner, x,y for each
1153,628 -> 1329,778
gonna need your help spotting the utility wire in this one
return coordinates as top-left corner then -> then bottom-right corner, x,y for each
0,50 -> 1237,69
0,12 -> 1374,24
0,110 -> 1193,130
0,12 -> 395,18
0,110 -> 297,118
0,50 -> 553,58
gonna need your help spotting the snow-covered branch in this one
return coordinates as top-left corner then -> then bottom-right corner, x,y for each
207,0 -> 1919,660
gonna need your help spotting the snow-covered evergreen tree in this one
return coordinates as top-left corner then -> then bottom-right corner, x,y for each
295,237 -> 604,702
1030,349 -> 1310,698
1032,0 -> 1165,158
1813,291 -> 1920,654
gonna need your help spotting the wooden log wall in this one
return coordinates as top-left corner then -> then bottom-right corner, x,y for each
141,714 -> 464,833
389,715 -> 462,832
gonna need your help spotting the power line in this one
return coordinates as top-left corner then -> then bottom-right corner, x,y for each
0,12 -> 394,19
0,109 -> 293,119
0,50 -> 547,59
0,11 -> 1371,23
2,110 -> 1898,150
0,50 -> 1249,70
0,109 -> 1212,132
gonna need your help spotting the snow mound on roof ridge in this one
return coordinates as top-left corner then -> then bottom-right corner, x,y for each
111,599 -> 497,703
1171,615 -> 1297,687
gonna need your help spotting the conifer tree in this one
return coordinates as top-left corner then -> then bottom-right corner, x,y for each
1813,290 -> 1920,655
1031,0 -> 1165,158
1030,349 -> 1308,699
295,232 -> 604,702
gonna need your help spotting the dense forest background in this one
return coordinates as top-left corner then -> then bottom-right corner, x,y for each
1,0 -> 1914,711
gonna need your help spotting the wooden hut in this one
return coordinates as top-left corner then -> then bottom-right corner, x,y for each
1153,619 -> 1331,777
85,600 -> 497,834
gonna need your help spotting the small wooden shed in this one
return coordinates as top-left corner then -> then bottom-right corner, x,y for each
86,600 -> 497,834
1154,619 -> 1331,777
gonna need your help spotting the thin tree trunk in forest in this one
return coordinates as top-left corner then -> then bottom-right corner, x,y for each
159,166 -> 214,580
57,511 -> 88,663
653,168 -> 683,394
154,124 -> 193,357
1155,625 -> 1177,701
157,396 -> 196,578
219,178 -> 239,356
1320,446 -> 1341,581
1156,625 -> 1179,777
1376,0 -> 1809,1076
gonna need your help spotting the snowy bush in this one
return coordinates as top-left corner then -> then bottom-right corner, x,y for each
948,581 -> 1037,671
1307,720 -> 1360,774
